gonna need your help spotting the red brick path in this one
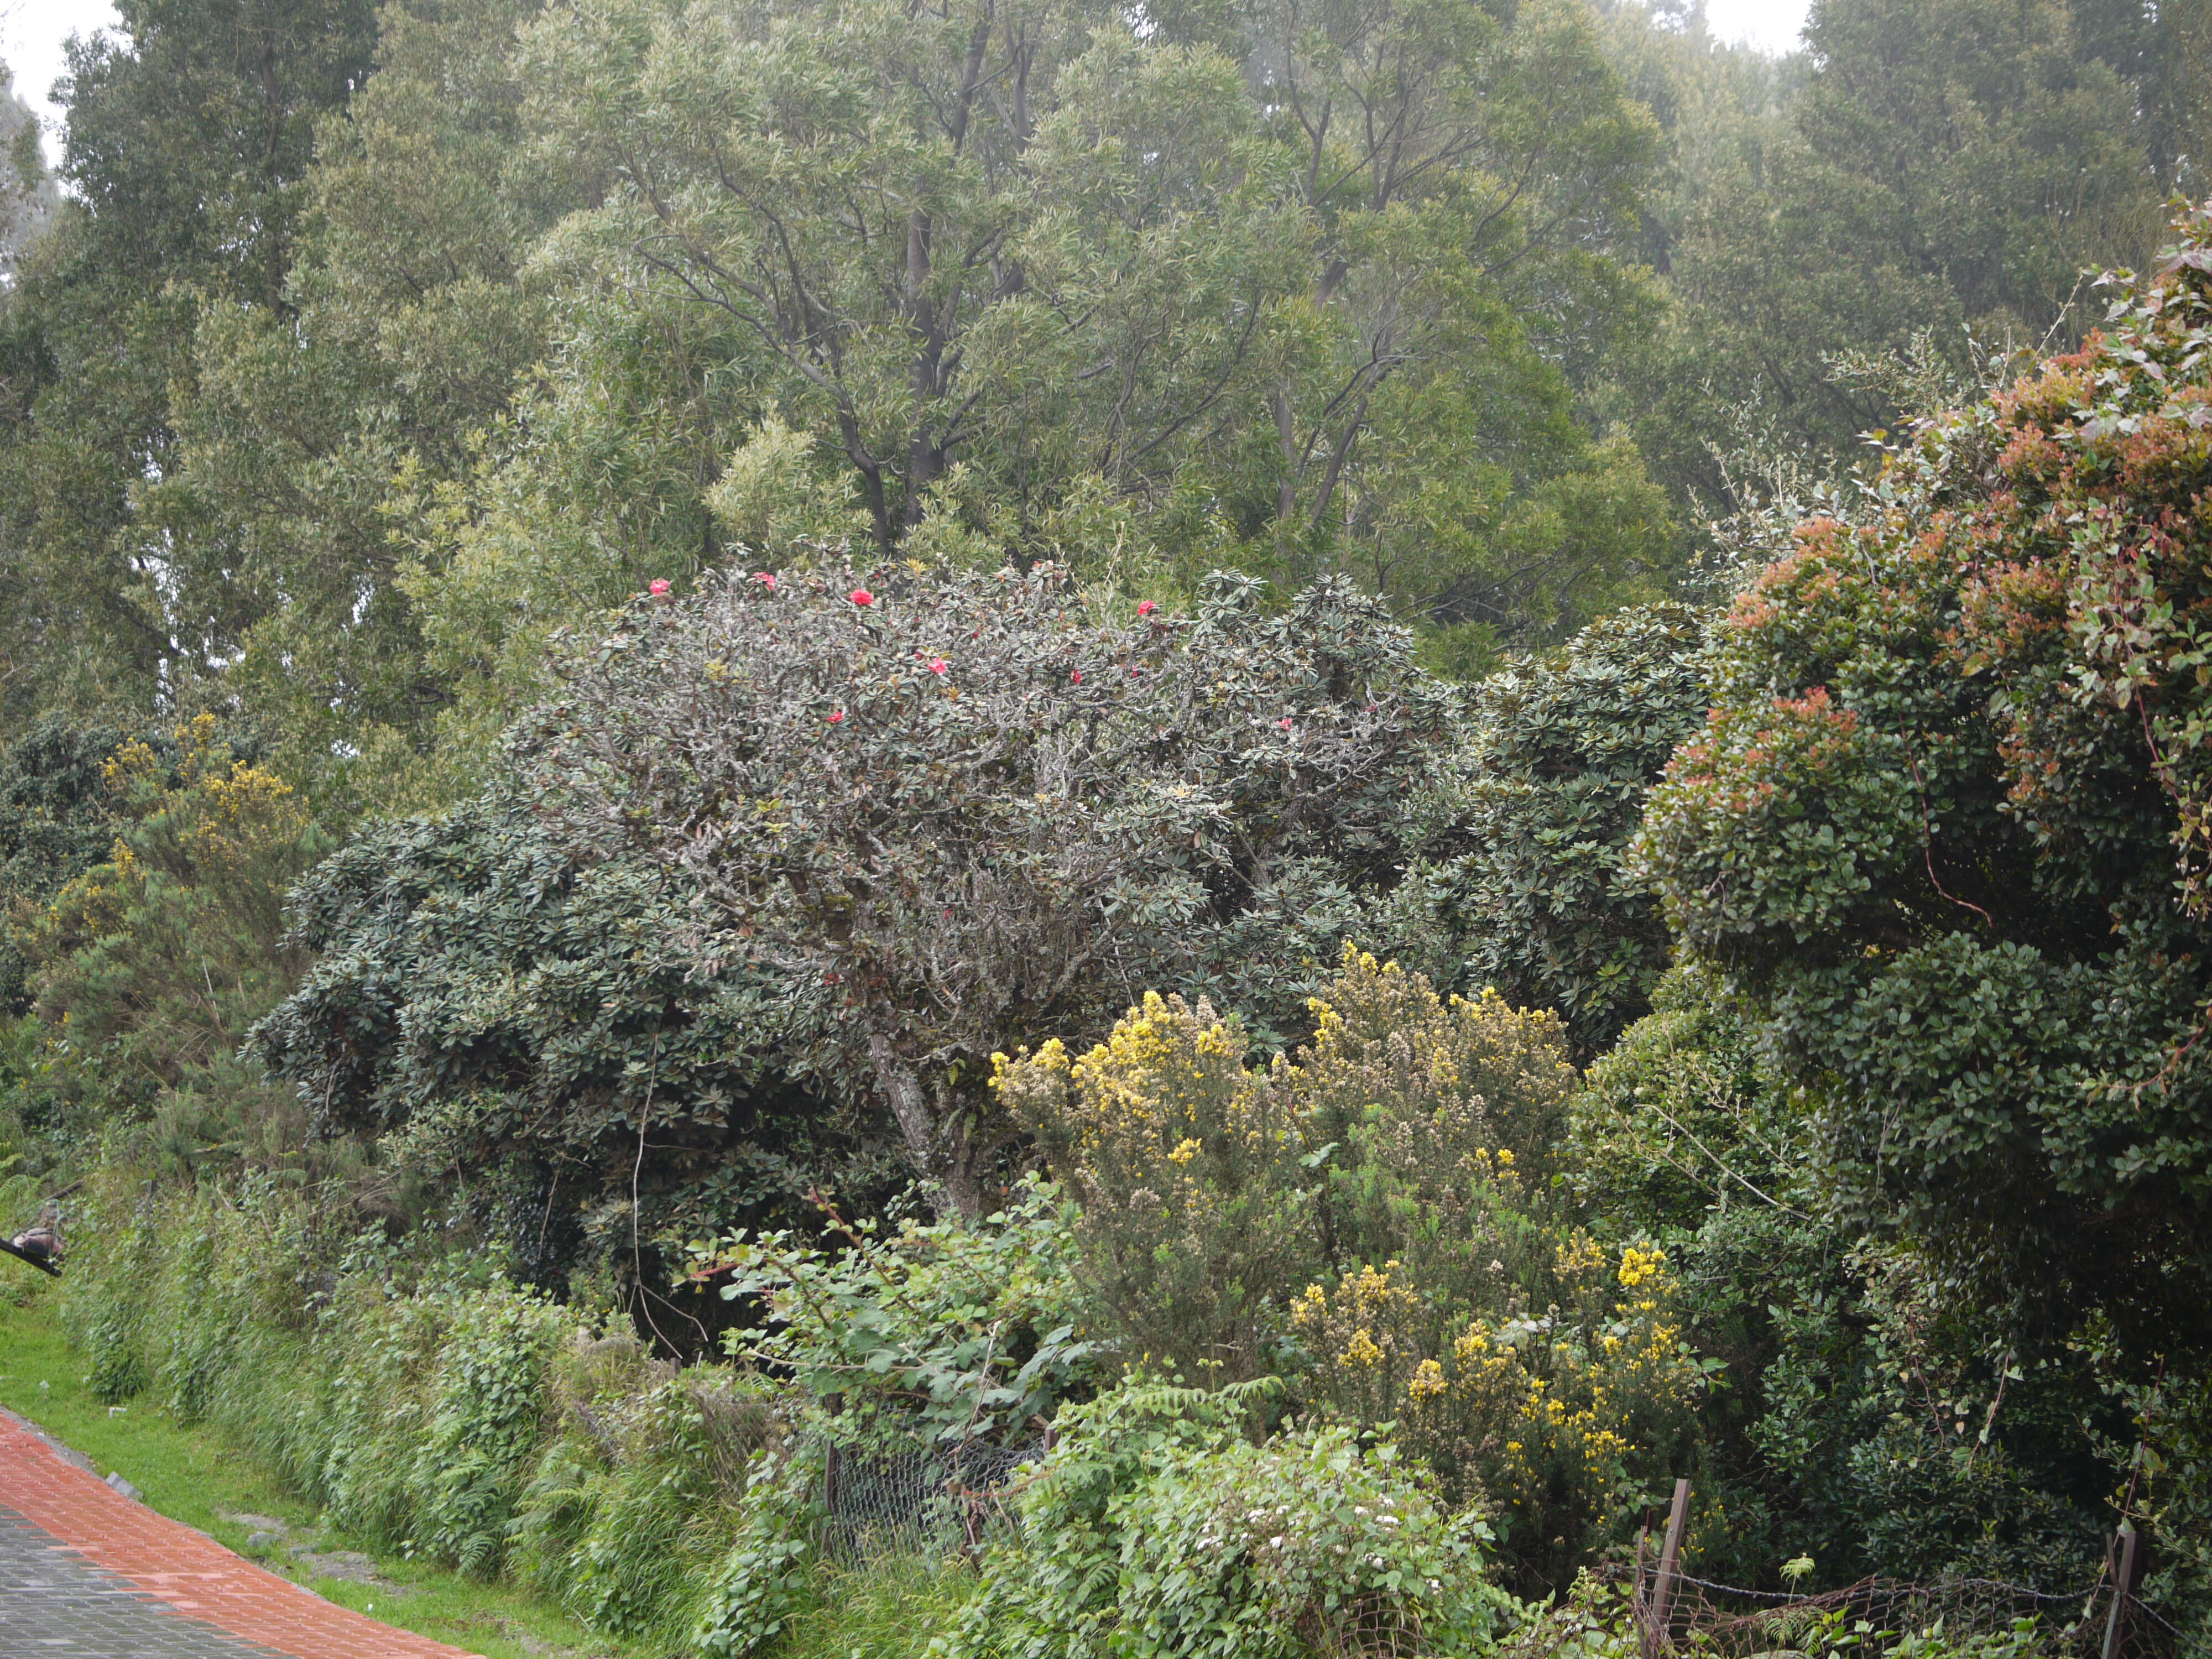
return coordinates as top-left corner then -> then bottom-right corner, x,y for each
0,1410 -> 482,1658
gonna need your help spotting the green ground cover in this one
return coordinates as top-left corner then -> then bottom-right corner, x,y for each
0,1274 -> 637,1659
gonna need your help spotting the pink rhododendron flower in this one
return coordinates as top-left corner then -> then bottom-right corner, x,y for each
851,588 -> 874,607
754,572 -> 776,589
928,658 -> 949,676
827,710 -> 846,724
1071,670 -> 1082,684
1137,599 -> 1156,616
1278,717 -> 1294,729
648,578 -> 670,596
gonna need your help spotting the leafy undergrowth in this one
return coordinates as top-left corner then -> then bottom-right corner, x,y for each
0,1275 -> 639,1659
776,1553 -> 977,1659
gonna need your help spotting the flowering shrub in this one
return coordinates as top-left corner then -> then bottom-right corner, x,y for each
1295,946 -> 1576,1244
997,995 -> 1314,1384
1630,204 -> 2212,1603
23,716 -> 331,1142
1293,1230 -> 1703,1583
1001,946 -> 1702,1590
528,559 -> 1459,1215
941,1378 -> 1511,1659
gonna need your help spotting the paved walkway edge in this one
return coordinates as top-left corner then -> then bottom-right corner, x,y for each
0,1409 -> 483,1658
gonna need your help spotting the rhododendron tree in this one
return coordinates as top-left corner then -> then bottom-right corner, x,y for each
526,559 -> 1457,1216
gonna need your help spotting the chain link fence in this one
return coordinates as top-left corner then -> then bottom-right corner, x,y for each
813,1433 -> 1045,1561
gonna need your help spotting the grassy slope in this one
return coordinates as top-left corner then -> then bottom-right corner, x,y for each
0,1274 -> 639,1659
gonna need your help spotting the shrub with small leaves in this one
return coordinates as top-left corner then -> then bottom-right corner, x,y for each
529,559 -> 1461,1216
942,1378 -> 1509,1659
996,997 -> 1315,1385
1295,1233 -> 1705,1586
1003,947 -> 1701,1592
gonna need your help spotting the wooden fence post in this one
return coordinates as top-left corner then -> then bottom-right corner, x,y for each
2102,1523 -> 2137,1659
1634,1522 -> 1652,1659
1645,1479 -> 1691,1658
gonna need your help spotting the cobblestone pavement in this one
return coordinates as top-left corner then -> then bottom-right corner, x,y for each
0,1411 -> 479,1658
0,1507 -> 291,1657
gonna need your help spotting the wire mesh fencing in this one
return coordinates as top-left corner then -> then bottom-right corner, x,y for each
1621,1547 -> 2189,1658
813,1433 -> 1045,1562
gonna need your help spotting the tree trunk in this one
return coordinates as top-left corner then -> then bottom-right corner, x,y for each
867,1031 -> 984,1219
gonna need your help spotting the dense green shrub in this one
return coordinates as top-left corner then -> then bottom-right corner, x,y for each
250,789 -> 896,1286
1569,974 -> 2123,1593
1566,966 -> 1790,1235
1631,208 -> 2212,1609
1429,606 -> 1712,1060
1,719 -> 334,1191
944,1379 -> 1510,1659
695,1176 -> 1104,1451
0,716 -> 138,1015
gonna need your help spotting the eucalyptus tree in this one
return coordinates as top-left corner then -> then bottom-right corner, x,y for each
400,0 -> 1675,789
141,0 -> 570,812
0,64 -> 55,283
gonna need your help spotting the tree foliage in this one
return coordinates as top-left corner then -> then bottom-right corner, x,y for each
529,562 -> 1463,1213
248,790 -> 892,1283
1634,204 -> 2212,1417
0,0 -> 377,727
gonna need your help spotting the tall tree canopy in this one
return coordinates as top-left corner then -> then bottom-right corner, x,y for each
1607,0 -> 2170,499
0,0 -> 378,728
403,0 -> 1677,789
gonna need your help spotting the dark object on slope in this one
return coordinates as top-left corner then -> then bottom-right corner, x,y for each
3,1201 -> 62,1276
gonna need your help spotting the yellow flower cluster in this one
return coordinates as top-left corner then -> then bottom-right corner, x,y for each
43,718 -> 311,951
1618,1245 -> 1667,1290
1295,1262 -> 1428,1407
1556,1233 -> 1608,1280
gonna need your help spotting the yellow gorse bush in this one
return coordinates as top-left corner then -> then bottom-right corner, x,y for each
995,992 -> 1311,1383
28,719 -> 327,1107
1001,944 -> 1708,1579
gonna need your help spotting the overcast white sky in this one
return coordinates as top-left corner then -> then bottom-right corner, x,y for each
1,0 -> 1814,158
3,0 -> 117,139
1705,0 -> 1812,53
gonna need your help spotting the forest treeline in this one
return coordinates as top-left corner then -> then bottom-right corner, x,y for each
0,0 -> 2203,810
4,0 -> 2212,1654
